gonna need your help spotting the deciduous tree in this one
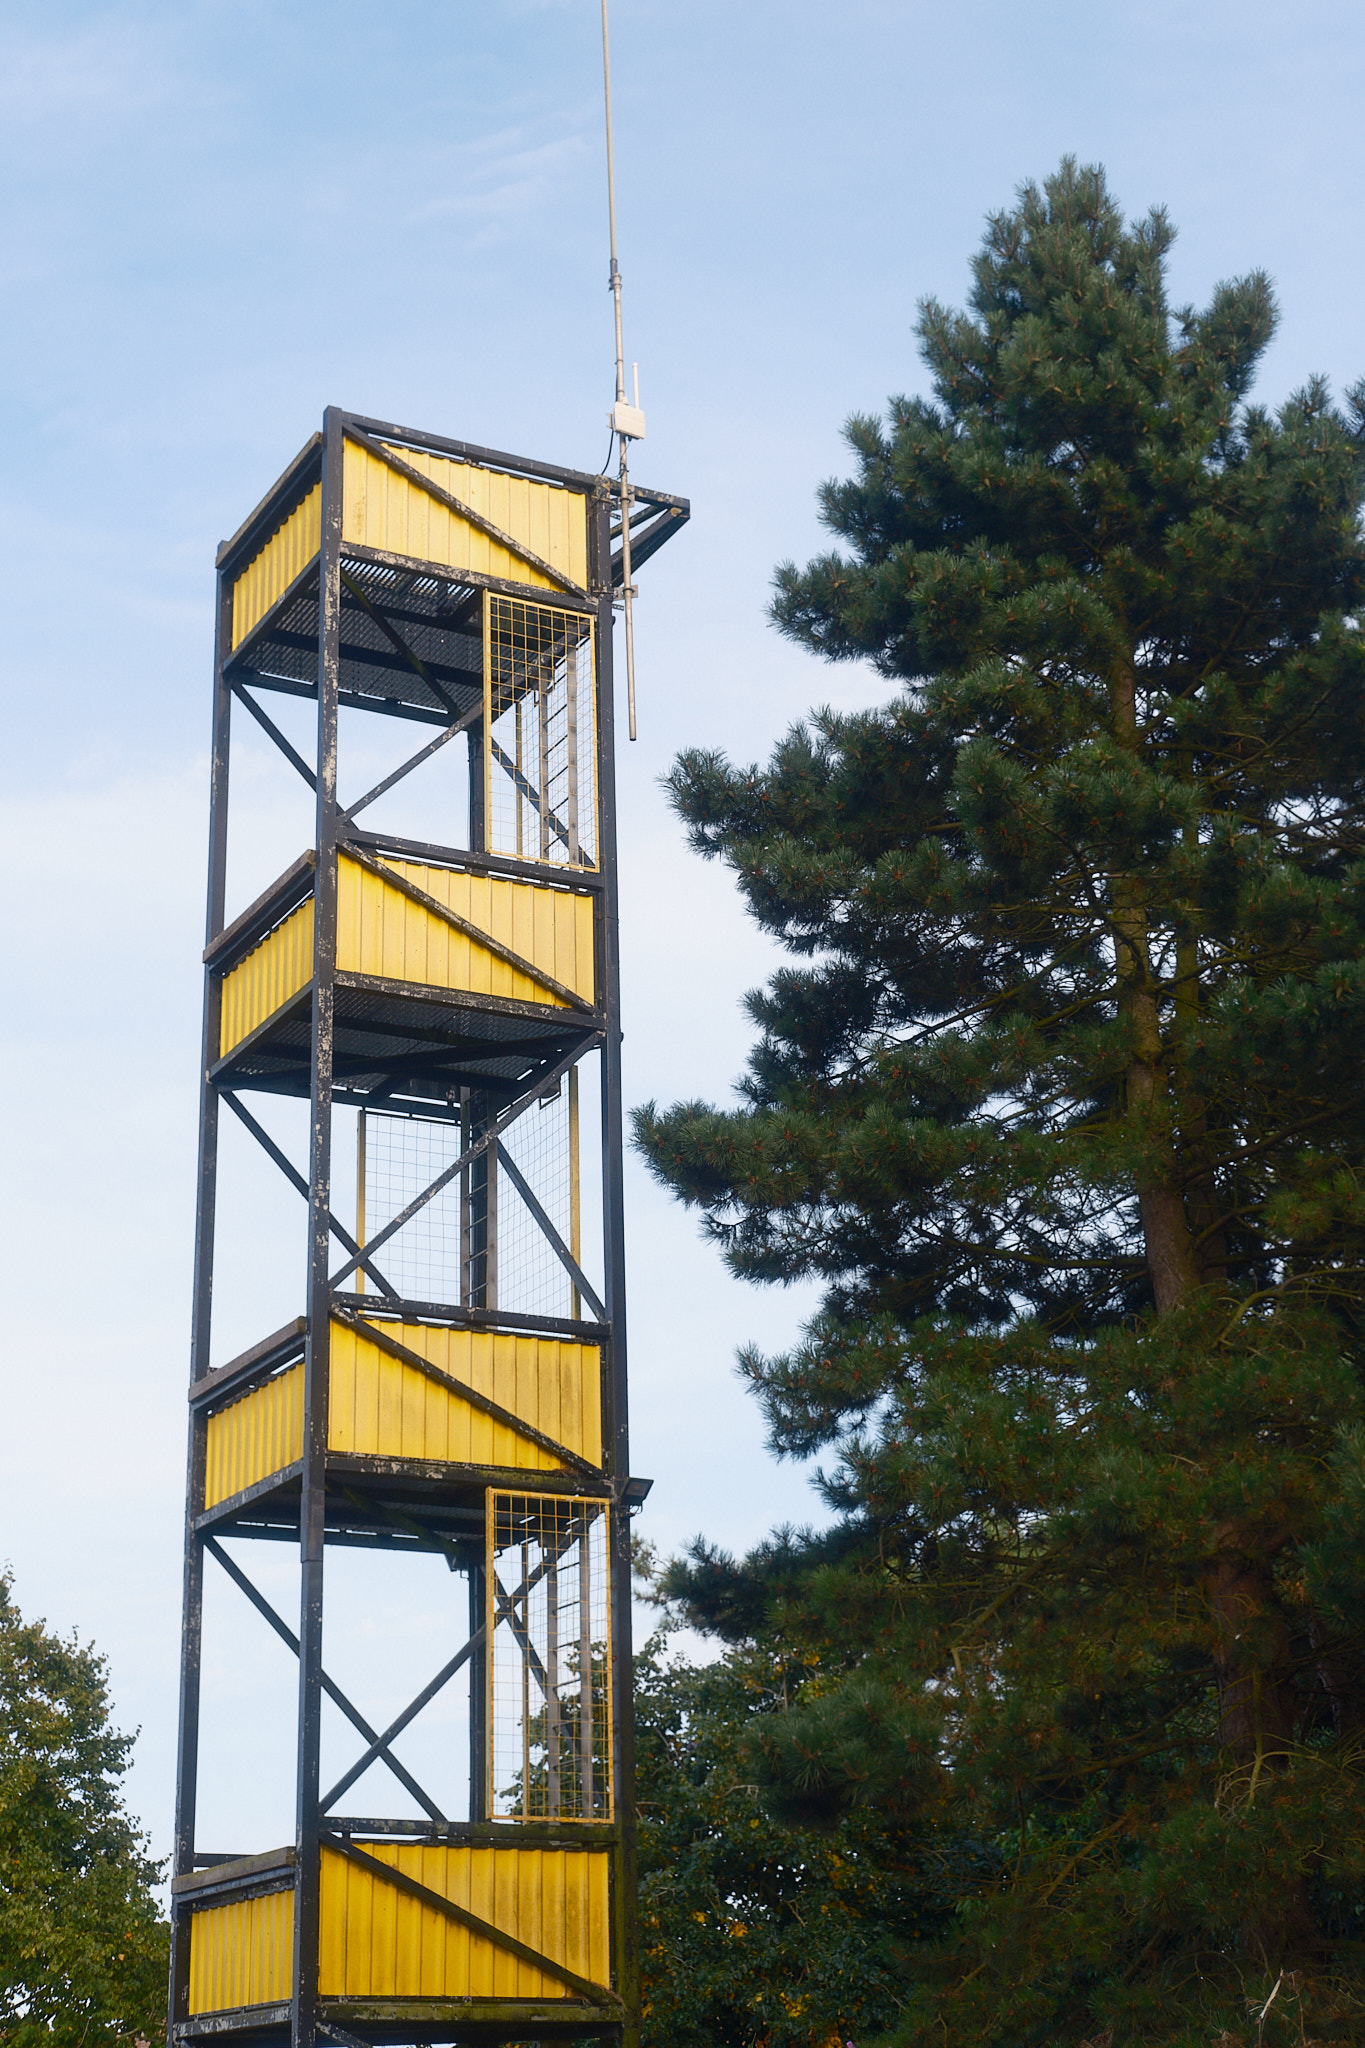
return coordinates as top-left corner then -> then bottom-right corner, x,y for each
635,1620 -> 955,2048
0,1571 -> 167,2045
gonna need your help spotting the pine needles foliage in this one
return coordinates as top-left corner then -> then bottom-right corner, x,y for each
633,160 -> 1365,2046
635,1625 -> 950,2048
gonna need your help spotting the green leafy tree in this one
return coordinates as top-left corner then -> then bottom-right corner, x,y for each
0,1571 -> 167,2045
635,1623 -> 951,2048
635,161 -> 1365,2045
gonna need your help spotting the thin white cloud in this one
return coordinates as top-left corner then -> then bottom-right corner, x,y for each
410,126 -> 591,231
0,15 -> 183,129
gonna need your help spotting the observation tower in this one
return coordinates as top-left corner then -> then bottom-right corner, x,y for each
168,408 -> 687,2047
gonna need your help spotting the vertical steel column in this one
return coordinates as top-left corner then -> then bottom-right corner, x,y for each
459,1089 -> 472,1309
468,718 -> 485,854
578,1511 -> 595,1812
468,1558 -> 487,1822
546,1553 -> 562,1815
168,566 -> 236,2039
591,483 -> 642,2048
538,663 -> 551,862
292,409 -> 343,2048
468,1095 -> 495,1309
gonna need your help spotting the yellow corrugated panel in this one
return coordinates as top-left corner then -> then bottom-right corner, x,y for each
219,898 -> 315,1057
203,1320 -> 598,1510
329,1319 -> 601,1469
230,485 -> 322,648
203,1364 -> 303,1509
337,856 -> 593,1009
188,1887 -> 293,2013
342,440 -> 587,593
317,1843 -> 609,2001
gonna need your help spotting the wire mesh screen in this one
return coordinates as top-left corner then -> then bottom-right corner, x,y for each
488,1492 -> 612,1821
359,1083 -> 580,1316
485,596 -> 596,868
497,1076 -> 580,1320
358,1111 -> 463,1304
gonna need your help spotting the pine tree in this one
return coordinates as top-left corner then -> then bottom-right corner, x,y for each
0,1571 -> 168,2045
635,161 -> 1365,2045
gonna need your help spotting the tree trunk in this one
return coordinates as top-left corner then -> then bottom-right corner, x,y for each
1110,656 -> 1202,1314
1206,1533 -> 1296,1767
1114,897 -> 1201,1312
1175,920 -> 1229,1285
1206,1534 -> 1320,1965
1109,660 -> 1300,1874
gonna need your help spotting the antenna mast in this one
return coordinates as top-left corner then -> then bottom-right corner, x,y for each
600,0 -> 644,740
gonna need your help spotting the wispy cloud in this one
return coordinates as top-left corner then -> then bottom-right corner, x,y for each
0,14 -> 184,130
408,124 -> 593,245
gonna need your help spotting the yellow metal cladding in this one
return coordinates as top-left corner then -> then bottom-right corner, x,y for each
203,1319 -> 600,1509
337,856 -> 594,1009
317,1843 -> 609,2001
216,860 -> 592,1058
218,898 -> 314,1058
342,440 -> 587,593
230,485 -> 322,649
203,1365 -> 303,1509
330,1319 -> 601,1469
187,1888 -> 293,2014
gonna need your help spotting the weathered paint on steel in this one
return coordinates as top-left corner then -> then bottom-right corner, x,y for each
187,1887 -> 294,2013
336,856 -> 594,1008
316,1843 -> 610,2001
333,1319 -> 602,1469
342,441 -> 587,593
203,1365 -> 304,1508
216,859 -> 593,1059
218,898 -> 315,1057
203,1321 -> 601,1507
230,485 -> 322,649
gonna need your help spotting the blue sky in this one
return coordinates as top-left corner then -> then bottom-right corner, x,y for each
2,0 -> 1364,1858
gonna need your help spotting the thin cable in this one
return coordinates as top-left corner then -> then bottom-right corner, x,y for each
600,0 -> 638,740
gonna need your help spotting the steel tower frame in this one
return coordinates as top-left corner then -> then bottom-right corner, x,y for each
168,408 -> 686,2048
